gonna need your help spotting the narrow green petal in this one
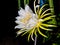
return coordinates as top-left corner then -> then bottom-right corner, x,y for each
21,30 -> 31,36
39,25 -> 52,31
41,23 -> 57,27
34,0 -> 36,14
28,33 -> 31,41
39,4 -> 48,15
37,27 -> 48,38
16,30 -> 25,37
34,30 -> 37,37
17,30 -> 25,34
40,13 -> 52,18
28,28 -> 35,41
30,28 -> 35,41
43,15 -> 55,22
31,33 -> 34,41
28,29 -> 33,41
41,9 -> 52,16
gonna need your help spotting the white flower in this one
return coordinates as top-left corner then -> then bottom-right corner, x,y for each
15,4 -> 56,41
15,5 -> 38,30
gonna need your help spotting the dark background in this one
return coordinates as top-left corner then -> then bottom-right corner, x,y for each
0,0 -> 60,45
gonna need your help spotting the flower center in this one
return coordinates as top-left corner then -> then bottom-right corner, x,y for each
34,19 -> 43,28
21,12 -> 32,24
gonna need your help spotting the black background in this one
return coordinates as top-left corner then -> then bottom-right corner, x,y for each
0,0 -> 60,45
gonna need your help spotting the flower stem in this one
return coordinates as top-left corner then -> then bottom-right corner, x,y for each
24,0 -> 26,6
48,0 -> 56,24
18,0 -> 20,9
48,0 -> 54,14
27,0 -> 29,4
34,36 -> 37,45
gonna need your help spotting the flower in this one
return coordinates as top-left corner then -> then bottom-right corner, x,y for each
15,5 -> 38,30
15,4 -> 56,41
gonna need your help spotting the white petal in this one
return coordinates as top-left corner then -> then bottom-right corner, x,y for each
25,5 -> 33,14
16,16 -> 20,19
17,31 -> 22,35
29,18 -> 37,25
26,18 -> 37,29
18,8 -> 26,17
32,14 -> 38,19
15,20 -> 23,24
15,16 -> 24,20
15,24 -> 25,29
31,33 -> 34,41
15,20 -> 20,24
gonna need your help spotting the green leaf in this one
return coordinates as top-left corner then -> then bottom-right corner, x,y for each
47,18 -> 57,25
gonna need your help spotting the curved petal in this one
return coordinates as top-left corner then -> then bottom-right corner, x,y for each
41,23 -> 56,27
15,20 -> 23,24
34,30 -> 37,37
41,9 -> 52,16
21,29 -> 31,36
18,8 -> 26,17
16,30 -> 24,37
28,29 -> 33,41
37,27 -> 48,38
15,24 -> 25,29
40,13 -> 52,18
42,15 -> 56,22
39,4 -> 48,15
16,16 -> 24,20
31,32 -> 34,41
26,18 -> 37,29
25,5 -> 33,14
39,25 -> 52,31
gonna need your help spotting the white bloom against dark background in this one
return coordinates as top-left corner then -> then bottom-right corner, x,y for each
15,5 -> 38,30
15,4 -> 56,41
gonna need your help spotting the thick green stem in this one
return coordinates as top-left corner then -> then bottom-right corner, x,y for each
48,0 -> 54,14
27,0 -> 29,4
18,0 -> 21,9
24,0 -> 29,6
48,0 -> 56,25
24,0 -> 26,6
